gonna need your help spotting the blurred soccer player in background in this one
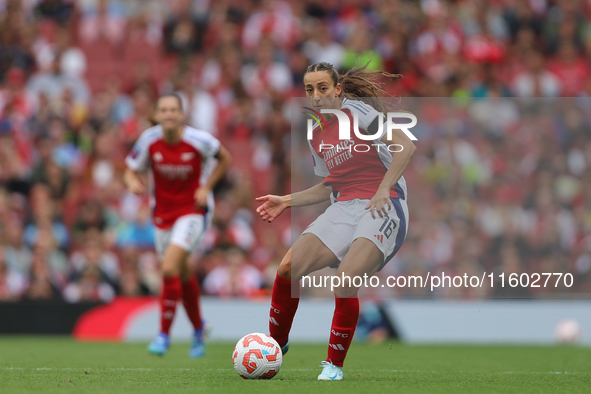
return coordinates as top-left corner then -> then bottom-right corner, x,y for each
124,93 -> 231,357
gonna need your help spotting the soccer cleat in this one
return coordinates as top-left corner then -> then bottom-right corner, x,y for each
280,339 -> 290,356
147,333 -> 170,356
317,360 -> 344,381
189,323 -> 207,358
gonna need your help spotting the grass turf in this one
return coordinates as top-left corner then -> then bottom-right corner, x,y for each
0,337 -> 590,394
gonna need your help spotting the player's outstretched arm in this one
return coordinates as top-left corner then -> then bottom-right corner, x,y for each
124,167 -> 147,195
195,145 -> 232,207
256,182 -> 331,223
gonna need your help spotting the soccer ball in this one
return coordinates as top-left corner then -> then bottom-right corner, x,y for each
232,333 -> 282,379
554,319 -> 582,343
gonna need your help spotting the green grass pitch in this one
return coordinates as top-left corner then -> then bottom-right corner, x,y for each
0,337 -> 590,394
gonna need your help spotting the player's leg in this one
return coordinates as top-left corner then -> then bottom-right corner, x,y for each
320,197 -> 408,379
270,233 -> 339,354
179,257 -> 207,358
147,240 -> 188,355
318,238 -> 383,380
179,259 -> 203,331
168,214 -> 207,357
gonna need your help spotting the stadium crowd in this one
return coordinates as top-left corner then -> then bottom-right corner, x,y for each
1,0 -> 591,302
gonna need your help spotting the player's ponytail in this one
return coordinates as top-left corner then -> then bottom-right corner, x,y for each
339,59 -> 401,113
304,59 -> 401,113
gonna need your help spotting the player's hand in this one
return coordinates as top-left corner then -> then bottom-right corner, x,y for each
255,195 -> 288,223
194,187 -> 209,208
365,187 -> 392,219
128,177 -> 146,195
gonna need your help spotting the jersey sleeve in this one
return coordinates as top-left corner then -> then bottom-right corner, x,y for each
188,130 -> 221,159
125,137 -> 151,172
342,99 -> 387,139
308,140 -> 330,177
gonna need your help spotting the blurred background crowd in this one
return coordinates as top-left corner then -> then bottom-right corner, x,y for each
1,0 -> 591,302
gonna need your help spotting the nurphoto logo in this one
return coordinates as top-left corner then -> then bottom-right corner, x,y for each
304,107 -> 418,154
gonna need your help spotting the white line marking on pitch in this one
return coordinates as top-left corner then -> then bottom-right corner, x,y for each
0,367 -> 585,375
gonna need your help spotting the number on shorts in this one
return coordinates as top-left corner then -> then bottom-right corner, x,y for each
378,217 -> 397,239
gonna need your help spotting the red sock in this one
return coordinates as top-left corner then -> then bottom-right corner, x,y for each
182,276 -> 203,331
326,295 -> 359,367
269,272 -> 300,346
160,276 -> 182,335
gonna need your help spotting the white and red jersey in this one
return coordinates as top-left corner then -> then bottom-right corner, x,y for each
125,125 -> 220,229
308,98 -> 407,201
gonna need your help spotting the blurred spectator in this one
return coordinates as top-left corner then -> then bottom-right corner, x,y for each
0,245 -> 26,300
548,42 -> 590,97
203,247 -> 264,297
341,25 -> 383,71
302,18 -> 344,68
3,216 -> 31,274
24,233 -> 68,300
202,197 -> 255,252
115,201 -> 155,249
117,246 -> 151,296
35,26 -> 87,79
62,265 -> 115,303
512,50 -> 561,97
79,0 -> 126,45
241,0 -> 300,52
240,37 -> 292,98
27,53 -> 90,107
69,230 -> 119,287
23,184 -> 69,250
163,0 -> 207,54
34,0 -> 74,25
172,68 -> 218,135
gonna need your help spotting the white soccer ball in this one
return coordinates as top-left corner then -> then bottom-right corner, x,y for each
554,319 -> 582,343
232,333 -> 283,379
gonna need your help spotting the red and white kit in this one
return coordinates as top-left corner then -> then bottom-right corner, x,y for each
303,98 -> 409,267
125,125 -> 220,257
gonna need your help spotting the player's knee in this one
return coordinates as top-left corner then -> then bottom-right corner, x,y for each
161,258 -> 181,278
278,259 -> 292,281
334,285 -> 359,298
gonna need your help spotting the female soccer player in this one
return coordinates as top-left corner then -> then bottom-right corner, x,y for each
124,93 -> 231,357
256,62 -> 415,380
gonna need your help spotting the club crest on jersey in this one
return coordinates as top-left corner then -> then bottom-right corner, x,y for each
181,152 -> 195,161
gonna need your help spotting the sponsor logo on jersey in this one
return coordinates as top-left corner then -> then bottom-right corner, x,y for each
374,234 -> 384,243
181,152 -> 195,161
155,164 -> 194,179
153,152 -> 164,162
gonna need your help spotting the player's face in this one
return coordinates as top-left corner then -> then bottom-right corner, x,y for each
155,97 -> 184,131
304,71 -> 342,111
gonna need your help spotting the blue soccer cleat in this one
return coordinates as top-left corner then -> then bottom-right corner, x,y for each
147,332 -> 170,356
189,323 -> 207,358
317,360 -> 344,381
280,339 -> 290,356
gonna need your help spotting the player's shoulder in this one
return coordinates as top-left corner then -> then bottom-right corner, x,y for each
183,125 -> 216,139
341,97 -> 377,116
182,125 -> 219,146
136,125 -> 163,146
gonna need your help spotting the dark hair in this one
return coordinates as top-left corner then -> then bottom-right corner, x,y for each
155,92 -> 184,112
304,60 -> 401,113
